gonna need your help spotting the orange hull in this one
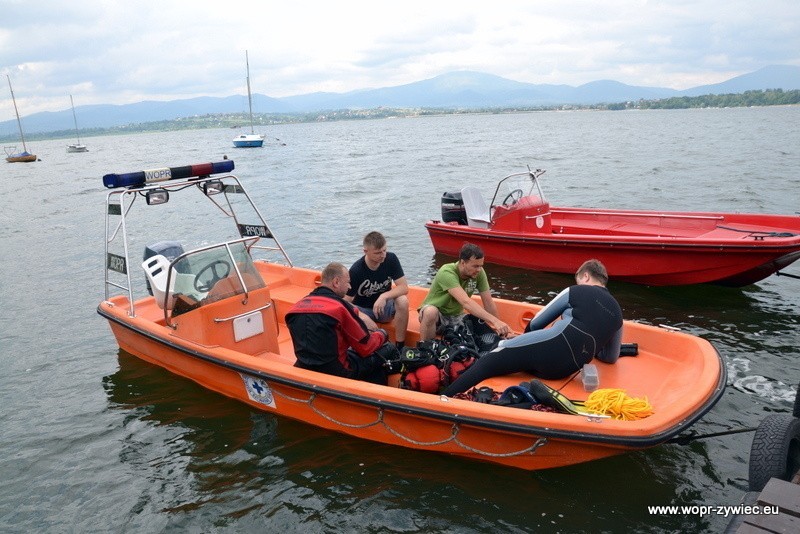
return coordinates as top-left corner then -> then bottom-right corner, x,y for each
99,262 -> 725,471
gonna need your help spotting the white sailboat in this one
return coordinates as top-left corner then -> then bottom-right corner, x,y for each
4,75 -> 37,163
67,95 -> 88,153
232,50 -> 265,148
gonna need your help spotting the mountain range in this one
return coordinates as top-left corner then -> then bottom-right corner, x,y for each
2,65 -> 798,137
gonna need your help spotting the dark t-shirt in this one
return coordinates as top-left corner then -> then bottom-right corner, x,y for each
346,252 -> 405,308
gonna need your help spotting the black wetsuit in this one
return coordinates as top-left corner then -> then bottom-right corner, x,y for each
442,284 -> 623,396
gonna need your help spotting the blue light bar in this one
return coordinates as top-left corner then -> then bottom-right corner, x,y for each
102,160 -> 235,189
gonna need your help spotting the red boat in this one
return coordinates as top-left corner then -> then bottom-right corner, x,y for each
425,169 -> 800,286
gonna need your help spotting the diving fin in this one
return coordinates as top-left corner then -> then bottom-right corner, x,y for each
528,379 -> 606,417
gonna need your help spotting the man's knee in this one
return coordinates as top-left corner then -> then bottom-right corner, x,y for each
419,304 -> 440,324
395,294 -> 409,312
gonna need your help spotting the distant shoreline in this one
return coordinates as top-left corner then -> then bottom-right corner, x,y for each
3,89 -> 798,143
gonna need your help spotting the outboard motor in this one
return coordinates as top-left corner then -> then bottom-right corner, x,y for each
441,191 -> 467,225
143,241 -> 184,295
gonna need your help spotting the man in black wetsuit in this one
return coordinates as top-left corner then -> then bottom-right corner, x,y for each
442,259 -> 623,396
286,262 -> 392,385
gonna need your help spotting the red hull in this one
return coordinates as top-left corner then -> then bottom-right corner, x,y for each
426,206 -> 800,286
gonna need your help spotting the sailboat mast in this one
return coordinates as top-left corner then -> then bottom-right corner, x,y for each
70,95 -> 82,144
245,50 -> 255,134
7,75 -> 29,152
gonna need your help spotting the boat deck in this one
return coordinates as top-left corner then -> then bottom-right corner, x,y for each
251,261 -> 722,408
551,215 -> 797,241
113,259 -> 724,420
553,218 -> 708,238
551,208 -> 797,241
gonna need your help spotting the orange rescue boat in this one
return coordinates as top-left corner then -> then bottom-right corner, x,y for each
97,161 -> 726,470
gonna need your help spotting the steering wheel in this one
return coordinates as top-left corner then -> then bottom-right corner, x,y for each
502,189 -> 524,206
194,260 -> 232,292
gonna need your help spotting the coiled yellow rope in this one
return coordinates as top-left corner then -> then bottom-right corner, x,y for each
583,388 -> 654,420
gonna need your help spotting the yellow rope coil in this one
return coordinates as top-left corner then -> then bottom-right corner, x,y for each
583,388 -> 654,420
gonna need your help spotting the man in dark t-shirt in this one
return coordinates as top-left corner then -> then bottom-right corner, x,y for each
345,231 -> 409,349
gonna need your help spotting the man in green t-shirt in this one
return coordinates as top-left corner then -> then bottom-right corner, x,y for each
418,243 -> 511,340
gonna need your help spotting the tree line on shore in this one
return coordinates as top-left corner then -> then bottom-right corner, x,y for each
607,88 -> 799,110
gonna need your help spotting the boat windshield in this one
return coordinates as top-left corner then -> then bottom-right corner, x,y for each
169,239 -> 266,310
489,169 -> 546,209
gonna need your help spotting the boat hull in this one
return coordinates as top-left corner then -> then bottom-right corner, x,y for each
5,153 -> 36,163
232,134 -> 264,148
98,262 -> 726,470
67,144 -> 88,153
426,208 -> 800,286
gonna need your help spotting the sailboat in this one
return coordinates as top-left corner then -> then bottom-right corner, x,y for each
4,75 -> 37,163
67,95 -> 88,153
232,51 -> 265,148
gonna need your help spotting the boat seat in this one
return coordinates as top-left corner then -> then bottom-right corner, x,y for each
142,255 -> 176,310
460,187 -> 491,228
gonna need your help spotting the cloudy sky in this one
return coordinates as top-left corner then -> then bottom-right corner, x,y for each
2,0 -> 799,122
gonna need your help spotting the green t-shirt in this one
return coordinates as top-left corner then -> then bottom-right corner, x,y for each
421,262 -> 490,317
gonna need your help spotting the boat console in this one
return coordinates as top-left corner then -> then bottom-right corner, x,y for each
438,169 -> 553,232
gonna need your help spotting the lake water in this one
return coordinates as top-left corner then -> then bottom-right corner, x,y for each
1,107 -> 799,533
